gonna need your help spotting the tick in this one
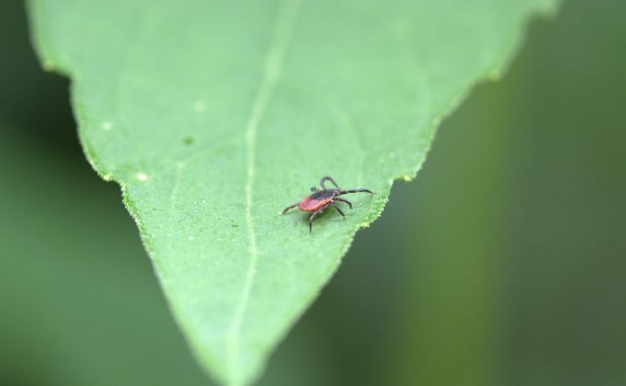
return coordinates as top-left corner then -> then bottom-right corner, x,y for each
281,176 -> 374,233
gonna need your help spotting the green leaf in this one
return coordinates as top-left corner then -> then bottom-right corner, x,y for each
27,0 -> 558,384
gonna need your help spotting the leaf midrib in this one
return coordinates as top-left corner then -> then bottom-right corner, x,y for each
224,0 -> 304,381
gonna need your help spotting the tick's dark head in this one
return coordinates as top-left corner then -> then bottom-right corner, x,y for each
309,189 -> 336,200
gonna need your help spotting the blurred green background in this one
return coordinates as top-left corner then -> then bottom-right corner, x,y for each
1,0 -> 625,385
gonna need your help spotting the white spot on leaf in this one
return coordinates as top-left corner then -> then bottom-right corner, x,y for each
193,100 -> 206,112
488,69 -> 501,81
42,60 -> 55,71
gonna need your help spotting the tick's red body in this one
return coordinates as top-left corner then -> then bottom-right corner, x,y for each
281,176 -> 373,233
297,190 -> 336,212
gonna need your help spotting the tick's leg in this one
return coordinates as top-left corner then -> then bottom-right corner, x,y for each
320,176 -> 341,190
335,197 -> 353,209
310,187 -> 318,192
281,202 -> 299,215
308,204 -> 329,233
339,188 -> 374,195
332,202 -> 345,217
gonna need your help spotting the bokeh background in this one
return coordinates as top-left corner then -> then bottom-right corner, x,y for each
1,0 -> 624,385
